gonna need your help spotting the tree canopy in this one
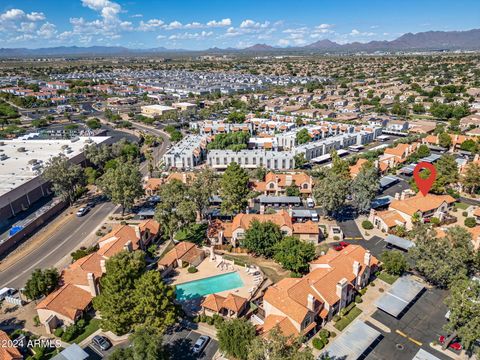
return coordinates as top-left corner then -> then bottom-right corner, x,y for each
220,162 -> 250,214
351,162 -> 379,214
274,236 -> 316,274
243,220 -> 283,257
24,268 -> 60,300
217,318 -> 256,360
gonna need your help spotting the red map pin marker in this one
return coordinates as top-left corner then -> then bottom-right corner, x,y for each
413,162 -> 437,196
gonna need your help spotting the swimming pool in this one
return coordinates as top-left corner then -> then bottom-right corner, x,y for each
175,272 -> 244,300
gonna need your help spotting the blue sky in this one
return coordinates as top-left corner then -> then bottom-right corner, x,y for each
0,0 -> 479,49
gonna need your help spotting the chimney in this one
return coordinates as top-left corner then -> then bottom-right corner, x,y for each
364,250 -> 372,267
100,259 -> 106,273
124,240 -> 133,252
87,273 -> 98,296
285,175 -> 293,186
394,192 -> 400,200
336,278 -> 348,306
287,205 -> 293,218
353,261 -> 360,277
307,294 -> 315,312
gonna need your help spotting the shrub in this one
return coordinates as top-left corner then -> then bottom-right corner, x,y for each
465,217 -> 476,228
193,316 -> 199,323
187,266 -> 198,273
333,314 -> 341,322
370,282 -> 376,287
312,337 -> 324,350
333,235 -> 340,241
95,230 -> 103,236
355,295 -> 363,303
33,316 -> 40,327
206,316 -> 214,326
319,329 -> 330,339
199,314 -> 207,323
53,328 -> 64,337
462,211 -> 468,217
362,220 -> 374,230
330,331 -> 337,338
430,217 -> 440,226
359,288 -> 367,295
182,262 -> 189,268
61,324 -> 79,342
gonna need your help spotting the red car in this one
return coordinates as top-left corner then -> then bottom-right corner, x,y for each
333,245 -> 343,251
439,336 -> 463,351
339,241 -> 350,248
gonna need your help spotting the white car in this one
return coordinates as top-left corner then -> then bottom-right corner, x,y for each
76,207 -> 89,217
192,335 -> 210,354
0,287 -> 15,301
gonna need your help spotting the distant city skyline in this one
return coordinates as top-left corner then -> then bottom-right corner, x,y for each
0,0 -> 479,49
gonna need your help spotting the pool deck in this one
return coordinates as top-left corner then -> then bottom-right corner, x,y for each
171,257 -> 257,300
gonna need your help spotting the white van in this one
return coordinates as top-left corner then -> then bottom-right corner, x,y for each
311,211 -> 319,222
306,198 -> 315,208
0,287 -> 15,301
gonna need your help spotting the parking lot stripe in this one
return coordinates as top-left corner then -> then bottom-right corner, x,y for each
408,337 -> 423,346
396,329 -> 407,338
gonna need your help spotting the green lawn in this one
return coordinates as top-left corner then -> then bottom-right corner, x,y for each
71,319 -> 101,344
334,307 -> 362,331
454,202 -> 469,210
377,271 -> 399,285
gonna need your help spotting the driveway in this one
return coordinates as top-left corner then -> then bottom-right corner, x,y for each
366,287 -> 452,360
164,328 -> 218,360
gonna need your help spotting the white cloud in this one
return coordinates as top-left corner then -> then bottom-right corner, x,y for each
0,9 -> 25,22
278,39 -> 290,46
26,12 -> 46,22
156,34 -> 166,39
349,28 -> 376,37
131,14 -> 143,18
169,31 -> 213,40
37,22 -> 57,39
240,19 -> 270,29
206,18 -> 231,27
138,19 -> 165,31
164,20 -> 183,30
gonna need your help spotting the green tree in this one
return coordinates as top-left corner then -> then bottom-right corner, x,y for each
248,327 -> 314,360
294,153 -> 307,168
189,167 -> 217,220
86,118 -> 101,129
93,251 -> 146,335
296,128 -> 311,145
460,139 -> 477,153
42,155 -> 86,205
380,251 -> 407,276
97,161 -> 144,215
285,184 -> 301,197
461,163 -> 480,194
438,132 -> 452,148
24,268 -> 60,300
330,150 -> 350,178
444,277 -> 480,351
226,111 -> 246,123
84,167 -> 98,185
274,236 -> 316,274
220,162 -> 250,214
243,220 -> 283,257
132,271 -> 178,333
155,180 -> 196,240
313,169 -> 350,217
84,144 -> 112,170
129,326 -> 167,360
351,163 -> 379,214
431,155 -> 459,194
410,226 -> 474,288
218,319 -> 256,360
416,144 -> 431,158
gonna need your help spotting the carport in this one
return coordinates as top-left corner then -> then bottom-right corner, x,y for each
412,348 -> 442,360
375,276 -> 424,317
384,234 -> 415,251
419,154 -> 441,163
380,175 -> 400,190
321,320 -> 381,359
400,163 -> 416,175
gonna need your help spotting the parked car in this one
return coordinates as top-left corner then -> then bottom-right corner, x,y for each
92,335 -> 112,351
76,207 -> 89,217
439,336 -> 463,350
334,242 -> 350,251
192,335 -> 210,354
339,241 -> 350,248
0,287 -> 15,301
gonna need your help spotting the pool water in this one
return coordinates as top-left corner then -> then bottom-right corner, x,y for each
175,272 -> 244,300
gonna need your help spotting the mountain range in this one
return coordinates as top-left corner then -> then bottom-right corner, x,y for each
1,28 -> 479,57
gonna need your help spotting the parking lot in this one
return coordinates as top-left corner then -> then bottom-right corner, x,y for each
164,328 -> 218,360
365,287 -> 452,360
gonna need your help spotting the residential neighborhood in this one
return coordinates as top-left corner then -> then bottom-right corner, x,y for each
1,2 -> 480,360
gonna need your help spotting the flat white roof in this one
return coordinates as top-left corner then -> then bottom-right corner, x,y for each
0,136 -> 109,197
142,104 -> 176,111
412,349 -> 442,360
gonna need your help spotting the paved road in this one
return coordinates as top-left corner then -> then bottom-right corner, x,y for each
131,122 -> 171,175
0,201 -> 115,288
0,121 -> 171,289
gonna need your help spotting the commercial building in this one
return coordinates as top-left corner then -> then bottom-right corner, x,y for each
141,104 -> 176,118
163,135 -> 207,169
0,136 -> 110,228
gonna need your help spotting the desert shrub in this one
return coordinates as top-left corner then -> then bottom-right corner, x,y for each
362,220 -> 373,230
187,266 -> 198,273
